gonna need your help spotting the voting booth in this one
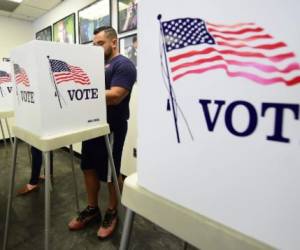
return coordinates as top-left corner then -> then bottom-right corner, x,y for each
3,41 -> 121,250
0,61 -> 14,112
10,40 -> 106,137
0,61 -> 14,145
120,1 -> 300,250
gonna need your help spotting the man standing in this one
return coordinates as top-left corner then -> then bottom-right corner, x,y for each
68,26 -> 136,239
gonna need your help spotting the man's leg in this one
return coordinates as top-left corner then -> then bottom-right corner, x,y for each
30,147 -> 43,185
16,147 -> 42,195
68,138 -> 103,231
84,169 -> 100,207
107,176 -> 124,209
68,169 -> 101,230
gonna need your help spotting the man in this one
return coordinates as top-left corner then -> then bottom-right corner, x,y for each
68,26 -> 136,239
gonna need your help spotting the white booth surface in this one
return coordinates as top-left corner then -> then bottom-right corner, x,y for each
0,62 -> 14,112
122,174 -> 274,250
10,40 -> 106,138
138,0 -> 300,249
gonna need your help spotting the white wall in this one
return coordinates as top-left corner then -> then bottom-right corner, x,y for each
0,16 -> 33,140
32,0 -> 137,175
0,16 -> 33,59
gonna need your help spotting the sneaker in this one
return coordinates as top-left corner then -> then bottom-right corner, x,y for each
68,206 -> 101,231
97,209 -> 118,239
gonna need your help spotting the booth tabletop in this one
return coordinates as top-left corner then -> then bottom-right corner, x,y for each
12,124 -> 110,152
0,110 -> 14,118
121,173 -> 275,250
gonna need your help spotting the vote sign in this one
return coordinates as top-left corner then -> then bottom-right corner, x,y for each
138,0 -> 300,249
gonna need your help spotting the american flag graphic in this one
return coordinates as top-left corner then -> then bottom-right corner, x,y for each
161,18 -> 300,85
0,70 -> 11,84
49,59 -> 90,85
14,64 -> 30,86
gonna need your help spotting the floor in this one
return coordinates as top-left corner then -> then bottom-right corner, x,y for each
0,141 -> 198,250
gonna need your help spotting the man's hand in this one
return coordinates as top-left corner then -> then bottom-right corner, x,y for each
106,86 -> 129,105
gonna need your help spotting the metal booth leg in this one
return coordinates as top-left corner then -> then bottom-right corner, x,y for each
104,135 -> 122,205
4,118 -> 13,145
119,208 -> 135,250
69,145 -> 80,213
2,138 -> 19,250
44,151 -> 51,250
0,119 -> 7,149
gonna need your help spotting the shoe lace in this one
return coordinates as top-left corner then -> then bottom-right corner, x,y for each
102,210 -> 117,227
78,206 -> 97,221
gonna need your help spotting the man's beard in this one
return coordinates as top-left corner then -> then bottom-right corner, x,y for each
105,47 -> 113,62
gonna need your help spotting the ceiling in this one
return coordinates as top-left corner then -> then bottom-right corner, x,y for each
0,0 -> 63,21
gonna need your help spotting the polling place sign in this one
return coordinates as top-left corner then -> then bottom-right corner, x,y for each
10,40 -> 106,137
0,62 -> 13,112
137,0 -> 300,249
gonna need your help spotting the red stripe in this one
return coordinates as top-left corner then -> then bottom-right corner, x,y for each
169,48 -> 295,63
216,41 -> 286,50
55,75 -> 89,81
171,55 -> 300,74
208,27 -> 263,35
173,64 -> 300,86
211,33 -> 273,42
206,22 -> 255,29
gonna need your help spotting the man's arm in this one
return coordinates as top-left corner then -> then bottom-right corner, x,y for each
106,86 -> 129,106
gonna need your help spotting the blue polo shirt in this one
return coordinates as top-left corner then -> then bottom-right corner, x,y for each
105,54 -> 137,126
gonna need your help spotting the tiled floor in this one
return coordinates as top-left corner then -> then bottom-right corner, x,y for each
0,141 -> 198,250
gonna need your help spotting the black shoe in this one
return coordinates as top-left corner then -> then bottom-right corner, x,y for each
97,209 -> 118,239
68,206 -> 101,230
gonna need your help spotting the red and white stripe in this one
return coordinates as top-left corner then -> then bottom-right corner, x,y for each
0,75 -> 11,84
168,22 -> 300,86
54,65 -> 90,85
16,70 -> 30,86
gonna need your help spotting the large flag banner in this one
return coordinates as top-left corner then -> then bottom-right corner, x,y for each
138,1 -> 300,249
161,18 -> 300,85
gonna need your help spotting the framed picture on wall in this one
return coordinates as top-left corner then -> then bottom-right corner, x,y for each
117,0 -> 138,34
36,26 -> 52,41
119,34 -> 137,67
78,0 -> 111,44
53,13 -> 76,44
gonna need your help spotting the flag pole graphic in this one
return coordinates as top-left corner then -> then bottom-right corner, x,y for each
47,56 -> 63,109
158,14 -> 181,143
12,64 -> 21,104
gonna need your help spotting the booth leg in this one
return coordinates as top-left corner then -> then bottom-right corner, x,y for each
0,119 -> 7,149
69,145 -> 80,213
44,151 -> 51,250
104,135 -> 122,204
2,138 -> 18,250
4,118 -> 13,145
119,208 -> 135,250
